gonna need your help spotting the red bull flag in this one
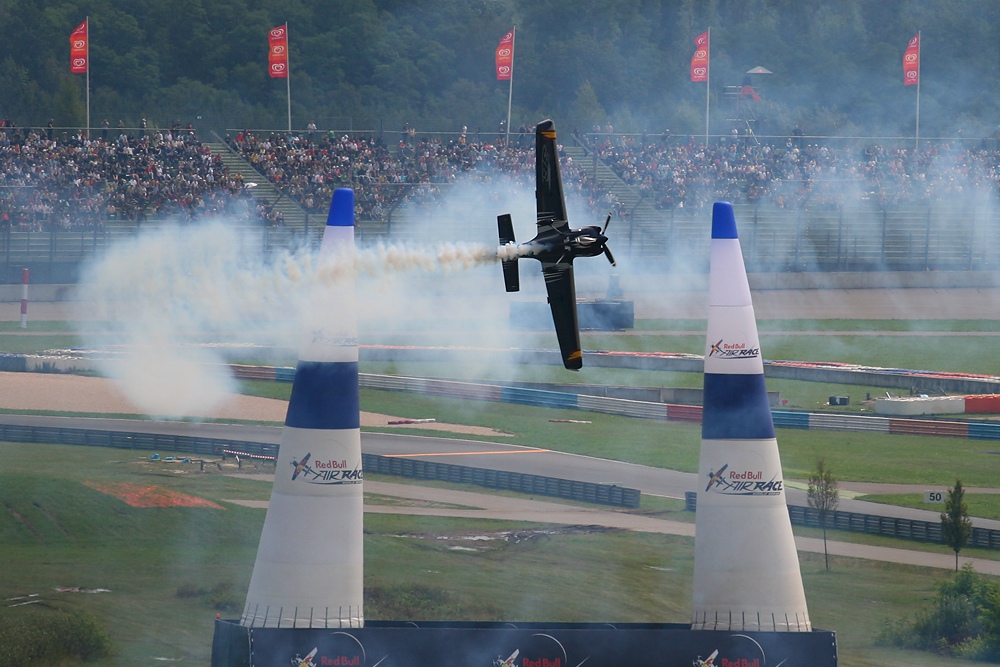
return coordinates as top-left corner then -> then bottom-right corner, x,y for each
269,24 -> 289,78
903,33 -> 919,86
495,29 -> 514,80
70,20 -> 88,74
690,31 -> 709,82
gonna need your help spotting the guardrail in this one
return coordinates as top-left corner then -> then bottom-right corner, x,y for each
684,492 -> 1000,550
0,422 -> 640,509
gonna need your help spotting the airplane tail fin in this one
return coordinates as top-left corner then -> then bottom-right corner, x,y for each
498,213 -> 519,292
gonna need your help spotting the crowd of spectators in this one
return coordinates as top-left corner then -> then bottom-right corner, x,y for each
591,131 -> 1000,211
5,115 -> 1000,235
226,126 -> 1000,227
224,128 -> 623,223
0,122 -> 260,232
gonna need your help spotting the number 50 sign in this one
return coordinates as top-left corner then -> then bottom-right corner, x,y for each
924,490 -> 945,503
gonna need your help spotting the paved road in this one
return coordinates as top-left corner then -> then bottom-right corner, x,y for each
7,413 -> 1000,577
5,413 -> 998,530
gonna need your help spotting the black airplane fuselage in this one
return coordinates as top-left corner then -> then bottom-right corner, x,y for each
497,119 -> 616,370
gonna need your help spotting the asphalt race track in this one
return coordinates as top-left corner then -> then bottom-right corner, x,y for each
3,413 -> 999,576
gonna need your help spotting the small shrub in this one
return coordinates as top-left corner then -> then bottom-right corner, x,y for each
877,565 -> 1000,661
0,606 -> 113,667
175,580 -> 242,612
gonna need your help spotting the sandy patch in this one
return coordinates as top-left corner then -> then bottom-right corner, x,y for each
0,371 -> 508,437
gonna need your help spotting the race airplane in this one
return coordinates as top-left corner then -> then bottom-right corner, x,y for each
498,119 -> 615,371
704,464 -> 729,492
291,453 -> 314,481
693,649 -> 719,667
292,647 -> 318,667
494,649 -> 520,667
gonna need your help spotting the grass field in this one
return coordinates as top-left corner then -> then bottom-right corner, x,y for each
1,317 -> 999,665
0,441 -> 981,667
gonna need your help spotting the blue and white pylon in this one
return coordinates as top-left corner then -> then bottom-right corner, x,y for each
241,188 -> 364,629
691,201 -> 811,632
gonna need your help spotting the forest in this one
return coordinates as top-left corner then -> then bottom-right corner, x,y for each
2,0 -> 999,139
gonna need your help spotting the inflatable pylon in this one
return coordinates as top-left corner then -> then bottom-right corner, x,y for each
241,188 -> 364,629
691,201 -> 811,632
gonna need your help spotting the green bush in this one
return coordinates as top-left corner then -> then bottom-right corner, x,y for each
0,606 -> 113,666
175,581 -> 242,612
876,565 -> 1000,662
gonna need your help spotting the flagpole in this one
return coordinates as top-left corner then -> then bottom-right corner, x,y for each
915,30 -> 921,152
86,16 -> 90,139
286,23 -> 292,133
704,27 -> 711,147
505,26 -> 515,147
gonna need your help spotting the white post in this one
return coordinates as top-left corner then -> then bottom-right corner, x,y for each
20,268 -> 28,329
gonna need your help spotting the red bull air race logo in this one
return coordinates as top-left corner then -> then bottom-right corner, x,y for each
290,633 -> 366,667
290,452 -> 363,485
704,463 -> 782,496
708,339 -> 759,360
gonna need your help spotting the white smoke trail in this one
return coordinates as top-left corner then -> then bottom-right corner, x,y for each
75,219 -> 524,418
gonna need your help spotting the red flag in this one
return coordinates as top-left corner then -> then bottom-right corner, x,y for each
269,24 -> 289,78
495,29 -> 514,81
70,20 -> 88,74
903,33 -> 919,86
690,31 -> 709,83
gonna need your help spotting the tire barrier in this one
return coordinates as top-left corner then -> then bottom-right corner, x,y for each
0,422 -> 640,509
684,492 -> 1000,550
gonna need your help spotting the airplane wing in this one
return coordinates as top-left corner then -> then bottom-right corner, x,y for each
502,649 -> 520,667
542,261 -> 582,370
535,119 -> 569,234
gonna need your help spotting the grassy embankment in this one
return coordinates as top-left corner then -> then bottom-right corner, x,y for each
0,317 -> 998,666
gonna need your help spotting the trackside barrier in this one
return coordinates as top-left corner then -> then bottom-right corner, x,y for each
772,411 -> 810,429
969,422 -> 1000,440
888,418 -> 969,438
11,356 -> 1000,441
684,492 -> 1000,550
0,422 -> 640,509
806,413 -> 891,433
352,373 -> 1000,442
362,454 -> 640,508
966,394 -> 1000,413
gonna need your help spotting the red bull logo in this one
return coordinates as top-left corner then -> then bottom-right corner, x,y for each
522,659 -> 561,667
720,659 -> 759,667
708,339 -> 760,359
320,656 -> 360,666
314,459 -> 349,469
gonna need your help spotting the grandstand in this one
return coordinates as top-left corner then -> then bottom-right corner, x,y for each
2,124 -> 1000,283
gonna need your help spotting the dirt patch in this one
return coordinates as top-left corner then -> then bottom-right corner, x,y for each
83,481 -> 225,509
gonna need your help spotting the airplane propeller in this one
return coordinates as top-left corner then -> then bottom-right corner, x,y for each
602,212 -> 616,266
603,245 -> 616,267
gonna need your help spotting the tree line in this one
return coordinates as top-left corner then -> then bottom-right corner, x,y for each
2,1 -> 999,138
